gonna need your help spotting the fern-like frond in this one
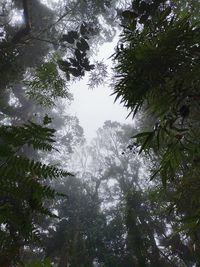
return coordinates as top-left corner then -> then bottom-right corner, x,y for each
0,121 -> 72,264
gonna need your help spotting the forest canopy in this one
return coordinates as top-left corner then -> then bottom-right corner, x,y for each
1,0 -> 200,267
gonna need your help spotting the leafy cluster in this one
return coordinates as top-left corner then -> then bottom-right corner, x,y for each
114,0 -> 200,234
25,62 -> 69,107
0,121 -> 71,266
58,23 -> 95,80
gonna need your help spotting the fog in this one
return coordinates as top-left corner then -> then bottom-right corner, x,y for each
69,34 -> 133,140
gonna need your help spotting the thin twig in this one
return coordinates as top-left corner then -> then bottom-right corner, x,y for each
30,36 -> 59,46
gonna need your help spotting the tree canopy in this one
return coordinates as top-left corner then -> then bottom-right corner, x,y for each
1,0 -> 200,266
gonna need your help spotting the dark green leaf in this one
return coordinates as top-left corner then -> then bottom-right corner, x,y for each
77,38 -> 90,51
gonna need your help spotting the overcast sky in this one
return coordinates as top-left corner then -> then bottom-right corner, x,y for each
69,38 -> 133,140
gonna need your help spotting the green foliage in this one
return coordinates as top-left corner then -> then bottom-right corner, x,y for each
0,41 -> 21,90
114,0 -> 200,235
26,258 -> 52,267
0,121 -> 56,152
0,121 -> 71,265
25,62 -> 70,107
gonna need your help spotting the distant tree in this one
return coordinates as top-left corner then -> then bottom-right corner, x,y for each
21,120 -> 199,266
75,121 -> 194,266
33,176 -> 105,267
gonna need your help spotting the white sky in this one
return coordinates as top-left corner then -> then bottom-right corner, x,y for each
69,38 -> 133,140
